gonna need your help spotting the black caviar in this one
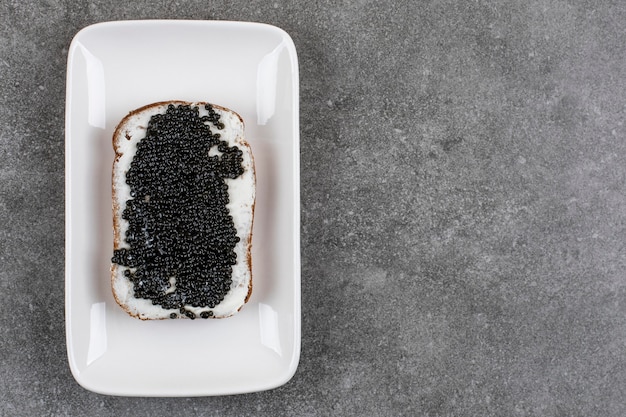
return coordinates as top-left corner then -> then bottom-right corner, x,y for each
112,104 -> 244,316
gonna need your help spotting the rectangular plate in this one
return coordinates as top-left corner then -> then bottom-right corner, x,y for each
65,20 -> 300,396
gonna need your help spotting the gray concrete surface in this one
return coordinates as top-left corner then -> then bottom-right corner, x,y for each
2,1 -> 626,416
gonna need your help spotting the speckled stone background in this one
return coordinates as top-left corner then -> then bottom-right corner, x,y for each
2,1 -> 626,416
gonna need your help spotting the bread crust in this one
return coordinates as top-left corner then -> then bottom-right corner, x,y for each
111,101 -> 255,320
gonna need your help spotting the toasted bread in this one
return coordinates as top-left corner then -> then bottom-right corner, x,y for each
111,101 -> 255,319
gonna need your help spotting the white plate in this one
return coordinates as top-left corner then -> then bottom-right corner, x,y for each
65,20 -> 300,396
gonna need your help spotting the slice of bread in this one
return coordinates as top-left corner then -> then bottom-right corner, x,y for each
111,101 -> 255,319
